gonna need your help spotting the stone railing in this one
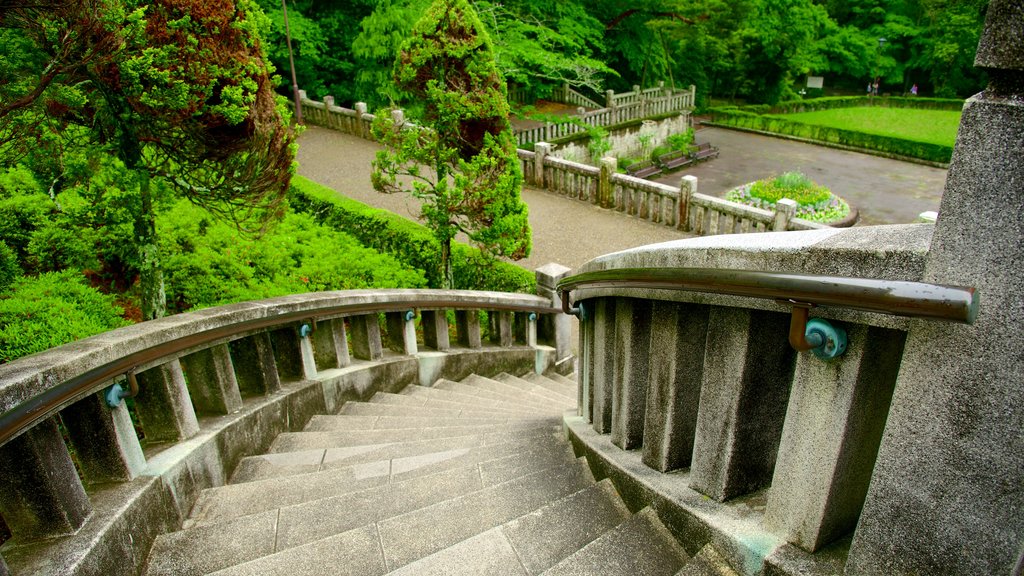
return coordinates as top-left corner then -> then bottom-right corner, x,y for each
0,268 -> 574,576
520,144 -> 827,234
556,224 -> 983,574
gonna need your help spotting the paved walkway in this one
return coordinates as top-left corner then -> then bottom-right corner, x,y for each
655,127 -> 947,226
296,126 -> 690,272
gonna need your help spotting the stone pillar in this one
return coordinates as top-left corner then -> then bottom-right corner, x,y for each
642,302 -> 710,472
60,391 -> 146,483
579,301 -> 596,420
229,332 -> 281,395
391,108 -> 404,126
591,298 -> 617,434
513,312 -> 530,345
311,318 -> 349,370
599,157 -> 617,208
765,325 -> 905,552
773,198 -> 798,231
135,359 -> 200,442
535,263 -> 572,363
534,142 -> 551,188
323,95 -> 334,108
455,310 -> 482,349
385,311 -> 415,354
421,310 -> 450,351
488,311 -> 513,347
678,175 -> 697,231
0,418 -> 90,540
349,314 -> 384,361
180,344 -> 242,414
610,299 -> 652,450
848,4 -> 1024,573
689,308 -> 796,501
354,102 -> 368,139
605,89 -> 615,108
298,326 -> 318,380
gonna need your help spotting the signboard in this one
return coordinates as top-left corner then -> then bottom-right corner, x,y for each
807,76 -> 824,89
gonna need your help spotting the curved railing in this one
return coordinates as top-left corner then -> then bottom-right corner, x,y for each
0,287 -> 569,576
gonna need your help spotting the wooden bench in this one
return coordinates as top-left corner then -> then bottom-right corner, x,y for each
625,160 -> 663,179
692,142 -> 720,162
656,149 -> 694,171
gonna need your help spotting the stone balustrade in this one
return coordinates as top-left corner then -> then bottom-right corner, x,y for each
0,269 -> 573,576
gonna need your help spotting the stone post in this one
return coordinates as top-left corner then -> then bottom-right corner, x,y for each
180,344 -> 242,414
610,298 -> 652,450
455,310 -> 482,349
311,318 -> 349,370
354,102 -> 368,139
678,175 -> 697,231
599,157 -> 617,208
135,359 -> 200,442
268,328 -> 304,381
421,310 -> 450,351
535,263 -> 572,368
847,3 -> 1024,572
773,198 -> 798,231
60,391 -> 147,483
590,298 -> 617,434
298,89 -> 307,101
391,108 -> 405,126
229,332 -> 282,395
488,311 -> 513,347
298,326 -> 318,380
350,314 -> 384,361
0,418 -> 90,540
606,89 -> 615,108
534,142 -> 551,189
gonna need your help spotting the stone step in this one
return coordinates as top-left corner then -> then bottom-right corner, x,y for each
540,508 -> 690,576
231,428 -> 564,483
180,460 -> 592,576
388,479 -> 630,576
193,433 -> 571,525
495,372 -> 576,403
300,412 -> 559,433
377,458 -> 595,570
434,378 -> 563,413
448,375 -> 567,411
463,374 -> 575,408
673,544 -> 739,576
206,524 -> 385,576
339,400 -> 536,422
379,389 -> 543,417
546,372 -> 578,388
402,383 -> 555,415
272,422 -> 561,452
521,372 -> 577,399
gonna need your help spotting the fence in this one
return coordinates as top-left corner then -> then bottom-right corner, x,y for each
296,94 -> 827,238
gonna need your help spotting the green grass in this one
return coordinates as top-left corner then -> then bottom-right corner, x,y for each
772,107 -> 961,147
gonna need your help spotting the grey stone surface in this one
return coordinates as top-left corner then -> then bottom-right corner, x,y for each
60,391 -> 146,483
536,263 -> 574,363
378,462 -> 592,570
268,327 -> 304,381
421,310 -> 451,351
519,372 -> 576,399
492,373 -> 577,406
339,401 -> 465,419
611,298 -> 653,450
503,480 -> 631,574
590,298 -> 617,433
676,544 -> 741,576
144,509 -> 277,576
847,72 -> 1024,574
180,343 -> 242,415
689,308 -> 795,501
206,524 -> 387,576
349,314 -> 384,360
229,332 -> 281,395
973,0 -> 1023,71
764,324 -> 904,552
271,423 -> 560,452
310,317 -> 346,370
541,508 -> 689,576
455,310 -> 483,348
388,528 -> 529,576
0,418 -> 90,540
389,389 -> 543,416
135,359 -> 200,442
436,378 -> 563,412
642,301 -> 709,472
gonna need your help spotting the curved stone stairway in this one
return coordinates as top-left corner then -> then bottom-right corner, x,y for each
142,372 -> 714,576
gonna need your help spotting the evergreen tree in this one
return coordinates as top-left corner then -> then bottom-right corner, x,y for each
370,0 -> 530,289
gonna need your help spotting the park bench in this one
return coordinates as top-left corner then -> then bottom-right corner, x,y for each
656,149 -> 694,171
625,159 -> 663,179
692,142 -> 720,162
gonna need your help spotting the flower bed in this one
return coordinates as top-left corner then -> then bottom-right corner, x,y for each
725,172 -> 851,224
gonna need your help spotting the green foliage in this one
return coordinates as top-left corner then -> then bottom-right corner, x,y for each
372,0 -> 531,289
0,271 -> 130,363
158,199 -> 426,312
0,243 -> 21,293
27,223 -> 99,274
289,176 -> 535,293
725,172 -> 850,223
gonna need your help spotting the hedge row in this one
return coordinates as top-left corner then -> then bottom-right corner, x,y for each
288,176 -> 536,293
708,107 -> 953,164
732,96 -> 964,116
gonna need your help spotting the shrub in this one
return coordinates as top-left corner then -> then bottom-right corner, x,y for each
725,172 -> 850,224
0,271 -> 130,362
27,222 -> 99,273
0,243 -> 20,292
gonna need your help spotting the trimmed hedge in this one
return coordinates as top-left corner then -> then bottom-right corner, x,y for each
709,106 -> 953,164
288,176 -> 536,293
733,96 -> 964,115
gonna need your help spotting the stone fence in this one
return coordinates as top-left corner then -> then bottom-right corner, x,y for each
295,93 -> 825,238
0,273 -> 574,576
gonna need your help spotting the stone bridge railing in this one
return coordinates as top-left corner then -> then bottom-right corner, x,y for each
0,267 -> 573,576
555,225 -> 990,574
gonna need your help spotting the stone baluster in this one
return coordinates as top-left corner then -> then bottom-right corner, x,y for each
135,359 -> 200,442
455,310 -> 482,349
678,175 -> 696,232
229,332 -> 282,395
488,311 -> 513,347
267,327 -> 315,381
773,198 -> 798,231
610,299 -> 653,450
0,418 -> 91,541
689,308 -> 796,501
590,298 -> 618,433
60,390 -> 146,483
534,142 -> 551,188
311,318 -> 350,370
421,310 -> 450,351
349,314 -> 384,361
354,102 -> 368,139
385,310 -> 418,355
535,263 -> 572,368
599,157 -> 616,208
180,343 -> 243,414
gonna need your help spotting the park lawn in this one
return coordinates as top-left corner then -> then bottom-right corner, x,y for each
772,107 -> 961,148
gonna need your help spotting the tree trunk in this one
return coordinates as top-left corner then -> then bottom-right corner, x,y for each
134,170 -> 166,320
440,237 -> 454,290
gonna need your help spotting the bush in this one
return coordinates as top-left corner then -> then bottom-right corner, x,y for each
288,176 -> 535,293
0,271 -> 130,362
725,172 -> 850,224
27,222 -> 99,273
0,243 -> 20,292
159,200 -> 428,312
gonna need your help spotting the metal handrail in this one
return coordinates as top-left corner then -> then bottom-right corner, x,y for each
557,267 -> 978,324
0,295 -> 559,448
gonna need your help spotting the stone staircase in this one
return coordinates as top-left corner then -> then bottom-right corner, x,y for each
140,372 -> 707,576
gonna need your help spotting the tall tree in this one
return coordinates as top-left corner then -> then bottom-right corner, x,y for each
370,0 -> 530,289
0,0 -> 296,319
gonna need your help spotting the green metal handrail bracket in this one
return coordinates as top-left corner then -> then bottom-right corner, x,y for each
557,267 -> 979,360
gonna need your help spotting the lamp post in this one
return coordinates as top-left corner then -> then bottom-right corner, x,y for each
282,0 -> 303,124
875,37 -> 886,96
